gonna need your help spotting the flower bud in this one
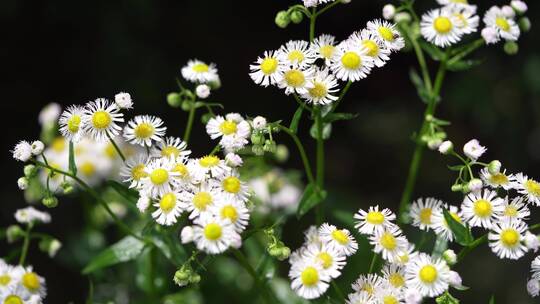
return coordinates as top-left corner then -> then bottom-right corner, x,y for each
277,246 -> 291,261
527,279 -> 540,297
481,27 -> 499,45
173,268 -> 191,287
252,116 -> 267,130
24,164 -> 37,178
488,160 -> 502,174
61,181 -> 74,194
427,138 -> 442,150
39,238 -> 62,257
181,226 -> 194,244
17,177 -> 29,190
268,245 -> 282,258
167,92 -> 182,108
225,153 -> 243,167
6,225 -> 24,243
451,184 -> 463,192
189,273 -> 201,284
31,141 -> 45,156
442,249 -> 457,265
519,17 -> 531,32
252,145 -> 265,156
524,231 -> 539,252
383,4 -> 396,20
511,0 -> 528,14
275,145 -> 289,162
468,178 -> 483,193
195,84 -> 210,99
438,141 -> 453,155
42,196 -> 59,208
251,133 -> 265,145
448,271 -> 463,288
275,11 -> 290,28
115,92 -> 133,109
263,139 -> 277,153
502,5 -> 515,18
181,100 -> 193,111
201,113 -> 213,124
290,10 -> 303,24
504,41 -> 519,55
394,12 -> 411,23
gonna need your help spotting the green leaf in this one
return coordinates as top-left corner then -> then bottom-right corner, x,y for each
107,180 -> 139,204
332,210 -> 354,229
436,291 -> 460,304
447,59 -> 482,72
149,229 -> 187,265
309,123 -> 332,140
68,141 -> 77,176
194,101 -> 224,109
447,164 -> 465,172
409,68 -> 431,104
296,184 -> 327,218
82,236 -> 145,274
419,40 -> 445,61
289,106 -> 304,134
443,208 -> 473,246
323,112 -> 359,124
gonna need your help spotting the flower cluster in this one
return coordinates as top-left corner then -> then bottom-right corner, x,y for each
481,1 -> 528,45
0,259 -> 46,304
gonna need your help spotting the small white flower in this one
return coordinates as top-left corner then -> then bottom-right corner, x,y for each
15,207 -> 51,224
348,29 -> 391,68
303,243 -> 346,279
524,232 -> 539,252
82,98 -> 124,142
289,259 -> 330,300
446,5 -> 480,35
196,84 -> 211,99
252,116 -> 267,130
59,105 -> 86,142
303,0 -> 318,8
345,291 -> 373,304
410,197 -> 443,231
404,287 -> 423,304
438,140 -> 453,154
500,196 -> 529,222
192,213 -> 240,254
461,189 -> 504,229
483,6 -> 520,41
123,115 -> 166,147
480,167 -> 513,190
151,136 -> 191,159
152,190 -> 185,226
527,279 -> 540,297
209,198 -> 250,233
481,27 -> 500,44
511,0 -> 528,14
278,66 -> 315,95
206,114 -> 251,151
432,204 -> 463,242
181,226 -> 194,244
120,154 -> 149,188
351,274 -> 384,296
370,226 -> 409,263
14,266 -> 47,298
310,34 -> 337,65
12,141 -> 32,162
183,181 -> 221,219
354,205 -> 397,235
405,253 -> 450,297
17,177 -> 29,190
421,8 -> 464,48
330,41 -> 374,82
383,4 -> 396,20
502,5 -> 516,19
140,157 -> 180,198
512,173 -> 540,206
188,155 -> 229,181
442,249 -> 457,265
279,40 -> 317,69
249,50 -> 286,87
225,153 -> 243,167
181,59 -> 219,83
488,219 -> 528,259
366,19 -> 405,51
114,92 -> 133,109
301,67 -> 339,105
38,102 -> 61,126
30,141 -> 44,156
463,139 -> 486,160
318,223 -> 358,256
381,263 -> 406,289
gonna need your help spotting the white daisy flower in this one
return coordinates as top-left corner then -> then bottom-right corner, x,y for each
330,42 -> 374,82
181,59 -> 219,83
209,198 -> 249,233
354,205 -> 397,235
14,207 -> 51,224
512,173 -> 540,206
443,5 -> 479,36
0,261 -> 17,289
318,223 -> 358,256
170,156 -> 192,185
463,139 -> 487,160
404,253 -> 450,298
13,266 -> 47,298
278,66 -> 315,95
421,8 -> 463,48
0,285 -> 33,304
488,219 -> 528,260
382,263 -> 406,290
12,141 -> 32,162
374,284 -> 404,304
192,213 -> 239,254
303,243 -> 346,279
345,291 -> 373,304
480,167 -> 513,190
366,19 -> 405,52
206,115 -> 251,151
183,181 -> 221,219
217,170 -> 249,202
140,157 -> 179,198
152,190 -> 185,226
249,50 -> 286,87
188,155 -> 229,181
370,226 -> 409,263
461,189 -> 504,229
289,259 -> 331,300
351,274 -> 384,296
151,136 -> 191,159
301,67 -> 339,105
120,154 -> 148,188
114,92 -> 133,109
59,105 -> 86,142
123,115 -> 166,147
532,256 -> 540,280
310,34 -> 337,65
410,197 -> 443,231
483,6 -> 520,41
500,196 -> 529,222
82,98 -> 124,142
349,29 -> 391,67
432,204 -> 464,242
279,40 -> 317,68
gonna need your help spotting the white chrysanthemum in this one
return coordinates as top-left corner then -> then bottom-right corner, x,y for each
181,59 -> 219,83
405,253 -> 450,298
500,196 -> 530,222
249,50 -> 286,87
12,141 -> 32,162
351,274 -> 384,296
374,284 -> 404,304
152,190 -> 185,226
58,105 -> 86,142
192,213 -> 239,254
183,181 -> 221,219
188,155 -> 229,181
279,40 -> 317,68
0,261 -> 18,290
382,263 -> 406,290
140,157 -> 179,198
488,219 -> 528,260
289,259 -> 331,300
396,244 -> 419,266
345,291 -> 373,304
480,168 -> 513,190
217,170 -> 249,202
301,67 -> 339,105
151,136 -> 191,159
0,285 -> 34,304
303,243 -> 346,279
310,34 -> 337,65
349,29 -> 391,67
330,42 -> 374,82
278,66 -> 315,95
13,266 -> 47,298
169,156 -> 192,185
410,197 -> 443,231
483,6 -> 520,41
532,256 -> 540,280
114,92 -> 133,109
206,115 -> 251,151
123,115 -> 166,147
445,4 -> 479,34
366,19 -> 405,52
120,154 -> 148,188
82,98 -> 124,142
421,8 -> 463,48
432,205 -> 463,242
461,189 -> 504,229
370,226 -> 409,263
209,198 -> 249,233
318,223 -> 358,256
354,205 -> 397,235
14,207 -> 51,224
512,173 -> 540,206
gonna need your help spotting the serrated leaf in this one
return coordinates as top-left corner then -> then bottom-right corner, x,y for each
296,184 -> 327,218
69,141 -> 77,176
447,59 -> 482,72
419,40 -> 445,61
409,68 -> 432,104
309,123 -> 332,140
443,209 -> 473,246
323,112 -> 359,124
107,180 -> 139,204
289,106 -> 304,134
82,236 -> 145,274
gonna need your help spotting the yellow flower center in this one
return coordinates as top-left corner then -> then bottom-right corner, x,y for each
501,229 -> 519,247
366,211 -> 385,225
80,161 -> 96,177
496,17 -> 510,31
4,295 -> 23,304
260,57 -> 278,75
220,205 -> 238,222
204,223 -> 222,240
504,205 -> 518,217
150,168 -> 169,185
159,193 -> 177,213
341,51 -> 361,69
320,45 -> 335,59
193,192 -> 213,211
130,164 -> 147,181
287,50 -> 305,63
383,296 -> 399,304
434,17 -> 453,34
199,155 -> 220,168
525,180 -> 540,196
399,253 -> 410,264
92,111 -> 112,129
363,284 -> 374,295
490,173 -> 508,185
388,273 -> 405,288
219,121 -> 237,135
67,115 -> 81,133
173,163 -> 189,178
300,267 -> 319,286
379,232 -> 397,250
452,0 -> 468,3
378,26 -> 395,41
134,122 -> 154,139
222,176 -> 241,193
454,13 -> 468,27
331,230 -> 349,245
161,146 -> 180,158
419,208 -> 432,225
52,137 -> 66,152
419,265 -> 438,283
308,82 -> 328,98
22,272 -> 40,291
317,252 -> 333,269
474,199 -> 492,218
192,63 -> 209,73
0,275 -> 11,286
284,69 -> 305,87
363,40 -> 379,57
104,143 -> 116,159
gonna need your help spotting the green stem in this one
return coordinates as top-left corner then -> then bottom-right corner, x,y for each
231,248 -> 276,303
18,223 -> 33,265
277,125 -> 316,186
309,7 -> 317,42
315,0 -> 342,17
107,133 -> 126,162
368,252 -> 379,273
183,102 -> 197,144
314,107 -> 325,224
331,281 -> 345,301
